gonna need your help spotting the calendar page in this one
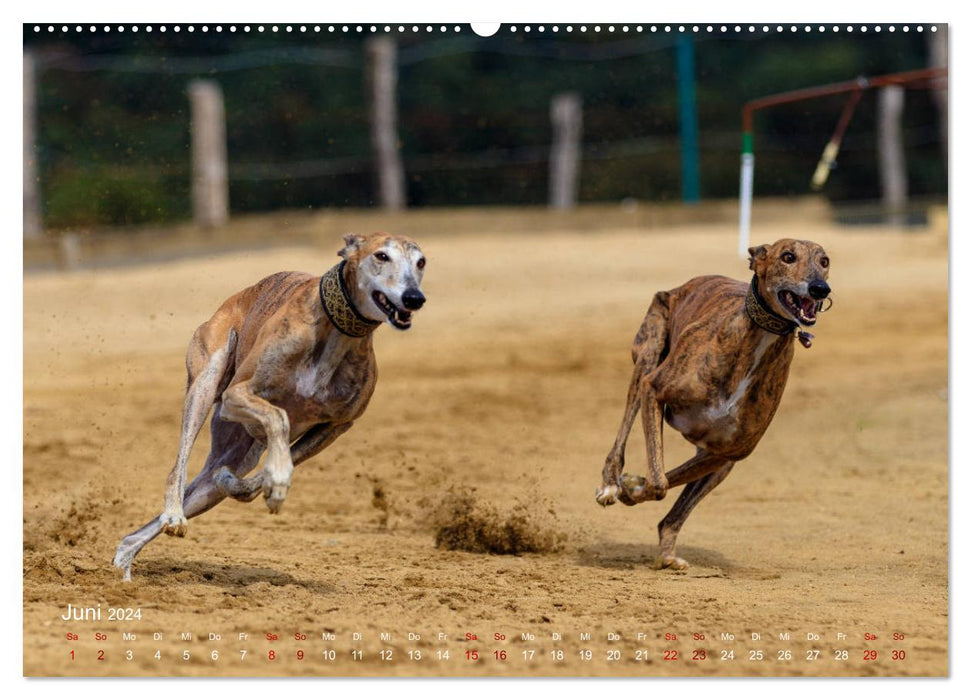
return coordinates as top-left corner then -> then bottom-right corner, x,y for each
22,19 -> 949,678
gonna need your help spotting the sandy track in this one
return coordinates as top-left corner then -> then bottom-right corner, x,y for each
23,219 -> 947,676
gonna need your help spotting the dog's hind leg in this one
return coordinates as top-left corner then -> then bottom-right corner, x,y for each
160,327 -> 237,537
113,408 -> 262,581
184,410 -> 264,512
598,293 -> 670,506
654,460 -> 734,570
215,421 -> 353,502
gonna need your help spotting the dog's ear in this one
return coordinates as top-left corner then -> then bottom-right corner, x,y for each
747,245 -> 768,271
338,233 -> 366,259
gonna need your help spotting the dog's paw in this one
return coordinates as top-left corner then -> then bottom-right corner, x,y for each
112,545 -> 135,581
215,467 -> 263,502
159,511 -> 187,537
654,554 -> 689,571
263,481 -> 289,514
620,474 -> 667,503
596,483 -> 620,507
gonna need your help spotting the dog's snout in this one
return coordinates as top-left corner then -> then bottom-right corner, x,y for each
808,280 -> 831,300
401,288 -> 426,311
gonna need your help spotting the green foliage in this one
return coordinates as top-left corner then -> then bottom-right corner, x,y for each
24,27 -> 946,228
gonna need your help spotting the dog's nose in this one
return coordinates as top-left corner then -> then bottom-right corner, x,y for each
808,280 -> 830,300
401,288 -> 425,311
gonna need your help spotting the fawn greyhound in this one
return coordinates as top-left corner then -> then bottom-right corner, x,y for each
113,232 -> 427,580
596,238 -> 831,570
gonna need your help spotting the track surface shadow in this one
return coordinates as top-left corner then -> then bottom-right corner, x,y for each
136,558 -> 338,594
575,541 -> 734,573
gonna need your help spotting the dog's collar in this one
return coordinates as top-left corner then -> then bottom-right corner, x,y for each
319,261 -> 381,338
745,275 -> 799,337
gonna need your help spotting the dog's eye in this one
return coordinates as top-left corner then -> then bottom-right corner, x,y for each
781,252 -> 796,264
374,252 -> 390,262
416,257 -> 426,270
820,256 -> 829,268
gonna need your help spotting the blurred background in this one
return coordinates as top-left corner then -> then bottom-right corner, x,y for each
22,24 -> 947,257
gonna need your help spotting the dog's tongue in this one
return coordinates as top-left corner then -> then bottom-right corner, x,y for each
801,297 -> 816,319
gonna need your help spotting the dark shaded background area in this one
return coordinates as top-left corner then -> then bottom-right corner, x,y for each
24,25 -> 946,229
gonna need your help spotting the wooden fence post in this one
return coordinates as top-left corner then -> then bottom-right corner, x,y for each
24,51 -> 41,239
549,92 -> 582,209
366,37 -> 406,210
877,85 -> 907,226
189,80 -> 229,228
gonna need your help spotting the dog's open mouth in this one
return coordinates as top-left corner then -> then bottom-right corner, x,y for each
372,291 -> 413,330
778,290 -> 818,326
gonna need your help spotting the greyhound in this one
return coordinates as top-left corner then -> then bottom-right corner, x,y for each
113,232 -> 426,580
596,238 -> 831,570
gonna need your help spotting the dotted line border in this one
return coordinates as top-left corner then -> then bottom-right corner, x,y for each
30,24 -> 942,35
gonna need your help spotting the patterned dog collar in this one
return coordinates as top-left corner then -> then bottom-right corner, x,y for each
745,275 -> 798,336
319,261 -> 382,338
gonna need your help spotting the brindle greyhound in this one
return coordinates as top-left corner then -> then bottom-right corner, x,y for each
113,232 -> 426,580
596,238 -> 831,570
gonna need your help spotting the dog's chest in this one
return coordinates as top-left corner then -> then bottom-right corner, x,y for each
292,335 -> 370,409
666,333 -> 789,450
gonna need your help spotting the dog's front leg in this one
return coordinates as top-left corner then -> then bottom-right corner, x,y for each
220,382 -> 293,513
599,294 -> 669,507
597,361 -> 644,506
618,379 -> 669,504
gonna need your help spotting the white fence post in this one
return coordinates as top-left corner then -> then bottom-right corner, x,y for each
738,152 -> 755,258
877,85 -> 907,226
189,80 -> 229,228
549,92 -> 582,209
366,37 -> 406,210
24,51 -> 41,239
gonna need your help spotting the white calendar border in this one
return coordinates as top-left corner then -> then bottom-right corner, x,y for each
5,0 -> 962,696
